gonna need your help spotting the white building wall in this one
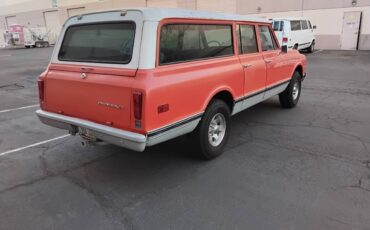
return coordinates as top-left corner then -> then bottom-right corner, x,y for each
250,6 -> 370,50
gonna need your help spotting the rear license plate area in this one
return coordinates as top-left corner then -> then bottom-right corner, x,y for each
78,127 -> 97,141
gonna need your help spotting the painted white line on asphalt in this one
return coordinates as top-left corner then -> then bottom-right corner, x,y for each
313,49 -> 324,54
0,104 -> 39,114
0,134 -> 70,157
0,54 -> 12,57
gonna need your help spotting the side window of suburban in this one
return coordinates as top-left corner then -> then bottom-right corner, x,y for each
238,25 -> 258,54
301,20 -> 308,30
258,25 -> 277,51
291,20 -> 301,31
159,24 -> 234,65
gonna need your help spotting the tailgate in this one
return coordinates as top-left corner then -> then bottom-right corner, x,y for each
45,64 -> 135,130
43,13 -> 144,130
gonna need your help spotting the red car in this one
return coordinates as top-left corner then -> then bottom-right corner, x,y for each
36,8 -> 307,159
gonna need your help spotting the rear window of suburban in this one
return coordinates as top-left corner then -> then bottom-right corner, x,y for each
159,24 -> 234,65
58,22 -> 135,64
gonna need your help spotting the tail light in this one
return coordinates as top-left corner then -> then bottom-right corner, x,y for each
282,37 -> 288,43
133,91 -> 142,120
38,78 -> 45,103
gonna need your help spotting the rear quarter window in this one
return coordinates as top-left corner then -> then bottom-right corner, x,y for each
159,24 -> 234,65
58,22 -> 135,64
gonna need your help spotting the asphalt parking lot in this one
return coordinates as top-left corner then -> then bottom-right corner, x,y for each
0,47 -> 370,230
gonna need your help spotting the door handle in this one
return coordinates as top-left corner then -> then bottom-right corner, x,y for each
265,59 -> 272,63
80,67 -> 94,72
243,64 -> 253,68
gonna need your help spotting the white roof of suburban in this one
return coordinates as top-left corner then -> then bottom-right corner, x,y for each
85,8 -> 269,23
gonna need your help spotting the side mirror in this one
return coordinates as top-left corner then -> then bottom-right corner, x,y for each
313,25 -> 317,29
281,45 -> 288,53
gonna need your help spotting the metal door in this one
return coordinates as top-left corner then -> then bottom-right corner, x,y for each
341,11 -> 362,50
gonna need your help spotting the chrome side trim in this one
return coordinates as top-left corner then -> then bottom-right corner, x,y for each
263,81 -> 290,99
147,112 -> 203,137
232,93 -> 264,115
147,118 -> 201,146
146,112 -> 203,146
36,110 -> 146,152
232,80 -> 290,115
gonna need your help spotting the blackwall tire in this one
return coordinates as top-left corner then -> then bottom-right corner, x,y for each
308,41 -> 315,53
193,99 -> 231,160
279,71 -> 302,108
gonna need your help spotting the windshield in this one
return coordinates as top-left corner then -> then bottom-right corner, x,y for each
58,22 -> 135,64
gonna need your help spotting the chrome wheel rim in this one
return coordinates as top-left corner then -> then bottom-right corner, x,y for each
292,81 -> 299,100
208,113 -> 226,147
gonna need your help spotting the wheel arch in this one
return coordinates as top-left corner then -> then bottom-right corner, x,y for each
203,88 -> 236,113
291,64 -> 303,78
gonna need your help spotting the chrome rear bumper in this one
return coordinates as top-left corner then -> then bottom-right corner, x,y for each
36,110 -> 147,152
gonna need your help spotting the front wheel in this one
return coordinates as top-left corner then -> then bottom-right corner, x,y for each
193,99 -> 231,160
279,71 -> 302,108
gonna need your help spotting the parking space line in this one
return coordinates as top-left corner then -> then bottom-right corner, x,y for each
0,134 -> 70,157
0,104 -> 39,114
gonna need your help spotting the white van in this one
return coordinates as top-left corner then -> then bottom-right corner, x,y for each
271,18 -> 316,52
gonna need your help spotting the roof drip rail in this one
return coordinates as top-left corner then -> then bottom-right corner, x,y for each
120,10 -> 127,16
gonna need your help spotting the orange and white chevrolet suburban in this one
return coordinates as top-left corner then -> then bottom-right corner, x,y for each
36,8 -> 307,159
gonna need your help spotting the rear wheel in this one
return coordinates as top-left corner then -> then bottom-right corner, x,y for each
307,40 -> 315,53
193,99 -> 231,160
279,71 -> 302,108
